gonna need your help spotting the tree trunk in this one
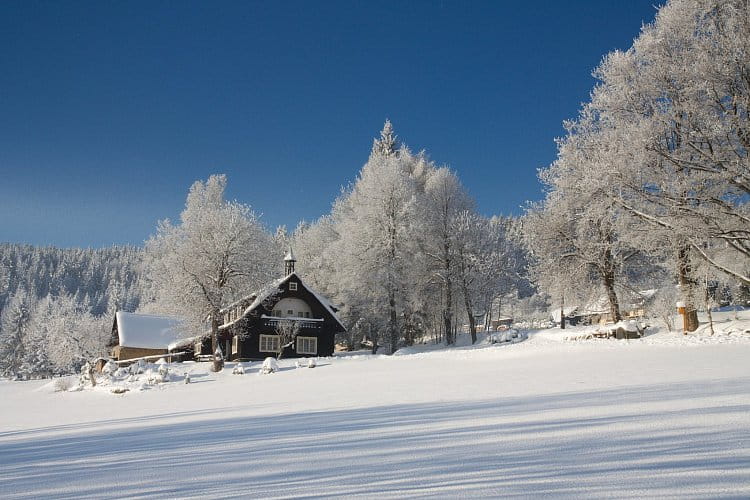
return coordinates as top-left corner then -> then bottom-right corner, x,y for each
704,277 -> 715,336
211,310 -> 220,353
560,295 -> 566,330
677,247 -> 699,332
459,275 -> 477,344
603,271 -> 622,323
388,281 -> 398,354
465,297 -> 477,344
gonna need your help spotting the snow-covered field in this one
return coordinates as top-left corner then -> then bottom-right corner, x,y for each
2,311 -> 749,499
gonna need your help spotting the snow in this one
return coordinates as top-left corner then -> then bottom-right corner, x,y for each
2,310 -> 750,498
115,311 -> 185,349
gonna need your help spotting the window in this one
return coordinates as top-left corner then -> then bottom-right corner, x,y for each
272,309 -> 281,317
304,312 -> 310,318
287,309 -> 294,316
260,334 -> 280,352
297,336 -> 317,355
232,336 -> 239,355
289,282 -> 298,291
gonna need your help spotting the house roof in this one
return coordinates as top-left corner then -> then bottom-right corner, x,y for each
219,272 -> 346,332
115,311 -> 185,349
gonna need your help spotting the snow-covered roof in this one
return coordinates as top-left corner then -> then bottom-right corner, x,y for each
115,311 -> 185,349
551,306 -> 579,323
219,272 -> 346,332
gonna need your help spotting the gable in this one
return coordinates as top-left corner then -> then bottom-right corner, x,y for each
220,273 -> 346,332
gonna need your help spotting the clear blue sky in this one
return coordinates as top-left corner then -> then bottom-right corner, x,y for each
0,0 -> 660,248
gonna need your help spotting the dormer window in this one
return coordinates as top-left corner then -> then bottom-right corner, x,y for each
289,282 -> 298,291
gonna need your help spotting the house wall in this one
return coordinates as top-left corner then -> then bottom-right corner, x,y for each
111,346 -> 168,361
227,277 -> 341,361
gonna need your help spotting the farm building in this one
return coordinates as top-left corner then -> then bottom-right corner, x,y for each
110,311 -> 185,361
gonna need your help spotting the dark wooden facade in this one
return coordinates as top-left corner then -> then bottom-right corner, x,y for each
215,272 -> 345,361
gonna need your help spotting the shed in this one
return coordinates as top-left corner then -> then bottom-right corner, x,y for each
111,311 -> 185,361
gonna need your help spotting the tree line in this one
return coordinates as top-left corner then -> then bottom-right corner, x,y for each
523,0 -> 749,331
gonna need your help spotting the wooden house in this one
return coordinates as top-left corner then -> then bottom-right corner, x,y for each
182,250 -> 346,361
110,311 -> 185,361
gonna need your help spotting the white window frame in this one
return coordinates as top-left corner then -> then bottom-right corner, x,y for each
289,282 -> 298,291
297,336 -> 317,355
260,334 -> 280,353
232,336 -> 239,355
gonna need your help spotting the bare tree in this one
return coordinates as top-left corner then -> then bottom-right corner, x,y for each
274,319 -> 300,360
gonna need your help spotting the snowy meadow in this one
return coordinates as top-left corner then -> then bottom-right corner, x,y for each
2,314 -> 749,499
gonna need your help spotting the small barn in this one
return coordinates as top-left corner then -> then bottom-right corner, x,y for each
212,250 -> 346,361
110,311 -> 185,361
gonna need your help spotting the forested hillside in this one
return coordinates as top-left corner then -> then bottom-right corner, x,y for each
0,244 -> 146,377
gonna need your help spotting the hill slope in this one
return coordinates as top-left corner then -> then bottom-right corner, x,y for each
1,318 -> 749,498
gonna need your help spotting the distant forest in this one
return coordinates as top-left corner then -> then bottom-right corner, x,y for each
0,243 -> 145,315
0,243 -> 146,377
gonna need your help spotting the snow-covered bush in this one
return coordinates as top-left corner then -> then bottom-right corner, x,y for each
232,362 -> 245,375
260,357 -> 278,374
210,347 -> 224,373
53,377 -> 74,392
129,359 -> 146,375
79,361 -> 96,387
307,358 -> 316,368
102,360 -> 118,375
157,363 -> 169,382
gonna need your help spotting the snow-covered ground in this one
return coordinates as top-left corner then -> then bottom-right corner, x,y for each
1,311 -> 749,498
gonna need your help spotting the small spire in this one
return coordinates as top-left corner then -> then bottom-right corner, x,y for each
284,247 -> 296,275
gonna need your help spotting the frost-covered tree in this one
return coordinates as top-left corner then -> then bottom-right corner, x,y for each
371,119 -> 398,159
146,174 -> 276,350
550,0 -> 750,329
422,167 -> 472,344
454,213 -> 525,343
0,289 -> 31,377
332,123 -> 421,352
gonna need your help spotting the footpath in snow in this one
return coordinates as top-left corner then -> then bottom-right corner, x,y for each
1,310 -> 749,498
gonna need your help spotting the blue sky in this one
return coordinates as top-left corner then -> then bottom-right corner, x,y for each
0,1 -> 660,248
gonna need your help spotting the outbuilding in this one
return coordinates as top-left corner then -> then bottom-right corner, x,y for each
110,311 -> 185,361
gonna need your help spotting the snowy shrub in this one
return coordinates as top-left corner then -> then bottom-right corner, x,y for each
53,377 -> 74,392
232,363 -> 245,375
307,358 -> 316,368
102,360 -> 118,375
129,359 -> 146,375
260,357 -> 278,374
184,372 -> 191,384
157,363 -> 169,382
210,347 -> 224,372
